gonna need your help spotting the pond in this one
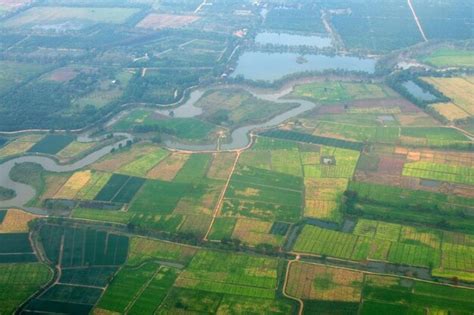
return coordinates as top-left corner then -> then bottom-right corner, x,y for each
231,52 -> 376,81
255,32 -> 332,48
402,80 -> 437,102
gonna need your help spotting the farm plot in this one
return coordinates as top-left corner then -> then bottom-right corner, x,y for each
94,174 -> 145,203
304,178 -> 348,222
2,6 -> 141,28
293,225 -> 359,260
287,262 -> 363,302
117,148 -> 169,178
231,218 -> 285,247
27,134 -> 74,155
423,76 -> 474,117
174,250 -> 279,299
174,153 -> 212,183
128,179 -> 190,214
75,171 -> 111,200
0,208 -> 40,233
291,81 -> 396,104
127,237 -> 198,266
39,224 -> 128,267
0,263 -> 52,314
60,266 -> 118,287
54,170 -> 91,199
0,233 -> 37,263
95,262 -> 163,314
91,144 -> 159,173
430,102 -> 470,121
24,284 -> 102,314
421,48 -> 474,68
146,152 -> 189,181
260,130 -> 364,151
136,13 -> 200,29
362,274 -> 474,314
402,161 -> 474,186
400,126 -> 471,148
208,217 -> 237,240
222,165 -> 303,222
207,152 -> 237,180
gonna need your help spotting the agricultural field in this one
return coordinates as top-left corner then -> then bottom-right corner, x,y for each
0,0 -> 473,312
38,224 -> 129,267
27,134 -> 74,155
0,263 -> 53,314
174,250 -> 279,299
136,13 -> 200,30
0,208 -> 40,233
127,237 -> 197,266
2,6 -> 141,28
423,76 -> 474,121
0,134 -> 43,158
290,81 -> 397,105
293,220 -> 474,281
286,262 -> 474,314
421,48 -> 474,68
402,161 -> 474,186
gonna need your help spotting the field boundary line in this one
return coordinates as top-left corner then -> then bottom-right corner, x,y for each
283,256 -> 304,315
203,151 -> 241,241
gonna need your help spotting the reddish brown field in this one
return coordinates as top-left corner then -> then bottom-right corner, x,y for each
136,14 -> 200,30
377,156 -> 405,175
46,67 -> 79,82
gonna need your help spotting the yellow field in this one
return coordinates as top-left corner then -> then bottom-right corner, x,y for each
0,209 -> 41,233
430,102 -> 470,121
286,262 -> 363,302
231,218 -> 282,246
147,153 -> 189,181
54,171 -> 92,199
0,134 -> 43,158
423,77 -> 474,116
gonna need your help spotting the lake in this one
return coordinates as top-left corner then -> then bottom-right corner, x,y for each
402,80 -> 437,101
255,32 -> 332,48
231,52 -> 376,81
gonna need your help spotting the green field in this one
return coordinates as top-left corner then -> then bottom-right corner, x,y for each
290,81 -> 396,104
403,161 -> 474,186
175,250 -> 279,299
0,263 -> 52,314
421,48 -> 474,68
96,262 -> 161,313
3,6 -> 141,28
293,220 -> 474,275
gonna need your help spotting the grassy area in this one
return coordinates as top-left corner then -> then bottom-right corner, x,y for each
421,48 -> 474,68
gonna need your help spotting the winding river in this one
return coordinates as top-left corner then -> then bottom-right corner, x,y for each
0,84 -> 317,208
